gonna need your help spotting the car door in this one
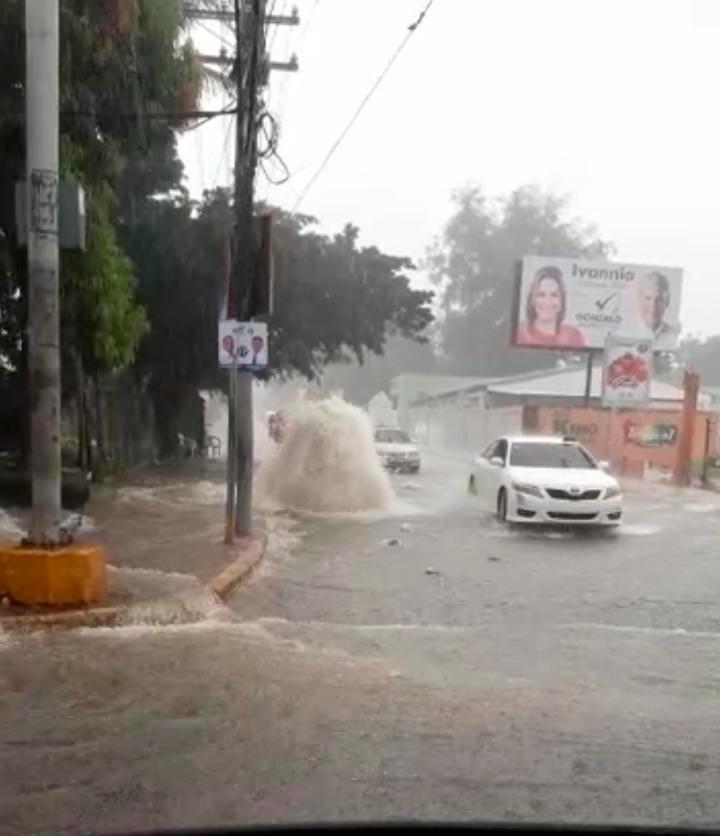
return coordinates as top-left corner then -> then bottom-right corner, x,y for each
474,439 -> 502,511
484,438 -> 508,508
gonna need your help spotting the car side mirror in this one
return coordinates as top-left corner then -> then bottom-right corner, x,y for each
489,456 -> 504,468
597,460 -> 610,471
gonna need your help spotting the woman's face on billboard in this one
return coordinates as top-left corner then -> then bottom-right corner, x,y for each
533,277 -> 562,323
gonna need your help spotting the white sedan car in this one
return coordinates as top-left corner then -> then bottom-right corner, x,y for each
468,435 -> 623,526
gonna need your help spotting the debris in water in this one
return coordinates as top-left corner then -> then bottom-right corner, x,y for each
255,395 -> 393,513
382,537 -> 402,547
424,567 -> 440,576
400,522 -> 413,532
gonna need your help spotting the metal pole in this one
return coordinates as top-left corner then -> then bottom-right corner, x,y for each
583,351 -> 594,407
224,362 -> 237,544
26,0 -> 62,545
702,417 -> 712,486
234,370 -> 253,536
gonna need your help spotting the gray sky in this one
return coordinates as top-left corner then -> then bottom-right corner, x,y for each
180,0 -> 720,338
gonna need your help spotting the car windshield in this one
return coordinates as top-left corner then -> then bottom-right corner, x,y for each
509,442 -> 596,469
375,428 -> 411,444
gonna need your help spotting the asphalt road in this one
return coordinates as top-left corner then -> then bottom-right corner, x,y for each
3,452 -> 720,834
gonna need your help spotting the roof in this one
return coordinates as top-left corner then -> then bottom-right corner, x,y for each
486,364 -> 695,403
389,374 -> 490,397
410,363 -> 713,407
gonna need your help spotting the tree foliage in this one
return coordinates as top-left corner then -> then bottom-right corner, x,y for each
269,209 -> 434,380
0,0 -> 204,455
427,185 -> 613,376
121,189 -> 434,388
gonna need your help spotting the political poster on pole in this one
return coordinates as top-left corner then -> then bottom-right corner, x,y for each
512,256 -> 682,351
219,320 -> 268,370
602,335 -> 652,407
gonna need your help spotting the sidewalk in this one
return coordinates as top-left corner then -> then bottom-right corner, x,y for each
0,461 -> 266,630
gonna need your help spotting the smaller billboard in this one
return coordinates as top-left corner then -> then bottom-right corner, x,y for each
513,256 -> 683,351
602,335 -> 652,407
219,320 -> 268,370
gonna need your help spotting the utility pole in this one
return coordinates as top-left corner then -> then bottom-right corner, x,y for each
26,0 -> 62,546
230,0 -> 264,537
221,0 -> 296,539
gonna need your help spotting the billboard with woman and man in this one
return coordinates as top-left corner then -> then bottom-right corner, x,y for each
513,256 -> 683,351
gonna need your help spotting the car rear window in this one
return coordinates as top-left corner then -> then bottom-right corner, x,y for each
375,429 -> 411,444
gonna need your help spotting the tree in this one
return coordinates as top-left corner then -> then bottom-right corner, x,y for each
0,0 -> 207,459
319,336 -> 438,406
269,209 -> 434,379
118,190 -> 434,450
672,336 -> 720,386
427,185 -> 613,376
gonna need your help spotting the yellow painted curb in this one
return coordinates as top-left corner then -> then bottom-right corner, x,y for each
0,542 -> 107,606
208,535 -> 267,599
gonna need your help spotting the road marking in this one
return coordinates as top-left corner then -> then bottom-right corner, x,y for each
556,623 -> 720,639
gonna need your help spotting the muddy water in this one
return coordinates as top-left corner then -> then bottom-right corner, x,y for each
0,460 -> 302,622
256,395 -> 393,513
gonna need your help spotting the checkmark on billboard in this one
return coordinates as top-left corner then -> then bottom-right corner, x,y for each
595,292 -> 619,312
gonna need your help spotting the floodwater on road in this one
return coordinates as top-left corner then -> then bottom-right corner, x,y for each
3,452 -> 720,834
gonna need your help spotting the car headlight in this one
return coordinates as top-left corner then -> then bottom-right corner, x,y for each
512,481 -> 543,498
604,485 -> 622,499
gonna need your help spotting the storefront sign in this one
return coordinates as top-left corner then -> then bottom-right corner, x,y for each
602,336 -> 652,407
624,421 -> 678,448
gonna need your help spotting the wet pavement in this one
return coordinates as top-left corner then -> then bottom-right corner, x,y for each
3,452 -> 720,833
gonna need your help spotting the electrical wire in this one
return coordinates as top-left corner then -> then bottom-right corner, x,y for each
212,113 -> 236,187
291,0 -> 436,212
194,18 -> 235,50
266,0 -> 287,54
181,102 -> 239,132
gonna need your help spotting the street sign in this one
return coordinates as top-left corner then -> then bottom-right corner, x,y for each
219,320 -> 268,370
602,335 -> 652,407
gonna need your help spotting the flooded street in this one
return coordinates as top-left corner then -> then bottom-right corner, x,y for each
4,453 -> 720,832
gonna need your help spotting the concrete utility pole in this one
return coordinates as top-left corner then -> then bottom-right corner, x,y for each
231,0 -> 263,537
26,0 -> 62,545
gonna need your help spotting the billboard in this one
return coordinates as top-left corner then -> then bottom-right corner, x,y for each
513,256 -> 683,351
602,335 -> 652,407
219,320 -> 268,370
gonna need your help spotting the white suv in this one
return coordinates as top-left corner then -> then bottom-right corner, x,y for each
374,427 -> 421,474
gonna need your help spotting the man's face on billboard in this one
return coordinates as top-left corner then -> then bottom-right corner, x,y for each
251,336 -> 264,353
638,277 -> 667,330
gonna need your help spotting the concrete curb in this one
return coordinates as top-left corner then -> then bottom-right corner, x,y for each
0,535 -> 267,632
208,535 -> 267,600
0,604 -> 125,632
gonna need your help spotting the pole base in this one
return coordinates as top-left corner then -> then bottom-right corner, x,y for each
0,543 -> 107,606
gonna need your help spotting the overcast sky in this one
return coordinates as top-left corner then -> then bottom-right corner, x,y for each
180,0 -> 720,338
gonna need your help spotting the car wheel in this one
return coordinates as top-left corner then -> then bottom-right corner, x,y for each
468,474 -> 477,495
496,488 -> 508,523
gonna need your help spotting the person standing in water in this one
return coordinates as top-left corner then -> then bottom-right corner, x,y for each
516,265 -> 587,348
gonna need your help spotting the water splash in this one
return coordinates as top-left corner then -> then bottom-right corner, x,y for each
0,508 -> 24,540
255,395 -> 393,514
117,586 -> 229,628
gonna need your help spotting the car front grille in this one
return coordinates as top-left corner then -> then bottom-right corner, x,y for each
547,512 -> 598,521
546,488 -> 601,501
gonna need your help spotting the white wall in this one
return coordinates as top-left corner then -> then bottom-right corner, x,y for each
409,393 -> 522,456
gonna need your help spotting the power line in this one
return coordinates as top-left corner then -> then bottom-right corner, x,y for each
194,17 -> 234,49
212,112 -> 236,187
291,0 -> 435,212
